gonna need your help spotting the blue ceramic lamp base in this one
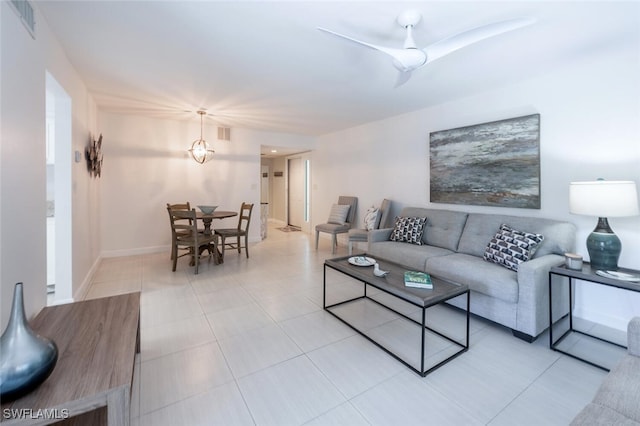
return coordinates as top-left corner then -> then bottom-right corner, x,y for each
587,217 -> 621,271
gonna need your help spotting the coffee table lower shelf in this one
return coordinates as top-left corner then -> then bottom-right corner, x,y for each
324,255 -> 470,377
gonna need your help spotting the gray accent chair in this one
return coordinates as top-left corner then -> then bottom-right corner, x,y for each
315,196 -> 358,254
348,198 -> 391,255
571,317 -> 640,425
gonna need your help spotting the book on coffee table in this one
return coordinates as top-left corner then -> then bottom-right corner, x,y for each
404,271 -> 433,289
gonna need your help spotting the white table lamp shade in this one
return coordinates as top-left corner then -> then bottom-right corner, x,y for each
570,181 -> 639,218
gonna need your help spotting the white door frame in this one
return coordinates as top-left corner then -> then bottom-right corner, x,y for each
46,72 -> 73,304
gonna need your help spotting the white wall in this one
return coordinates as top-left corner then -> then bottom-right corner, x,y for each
42,12 -> 101,303
313,40 -> 640,330
1,3 -> 100,327
98,112 -> 313,255
1,2 -> 46,326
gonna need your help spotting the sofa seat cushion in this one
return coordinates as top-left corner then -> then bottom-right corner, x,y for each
348,228 -> 369,242
591,354 -> 640,422
426,253 -> 519,303
368,241 -> 453,271
316,223 -> 350,233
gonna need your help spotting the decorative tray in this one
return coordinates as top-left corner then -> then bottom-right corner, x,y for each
596,270 -> 640,282
348,256 -> 376,267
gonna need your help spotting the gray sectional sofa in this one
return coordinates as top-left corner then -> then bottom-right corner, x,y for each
571,317 -> 640,425
368,207 -> 576,342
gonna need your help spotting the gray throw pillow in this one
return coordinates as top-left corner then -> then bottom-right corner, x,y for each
484,224 -> 544,271
389,216 -> 427,245
328,204 -> 350,225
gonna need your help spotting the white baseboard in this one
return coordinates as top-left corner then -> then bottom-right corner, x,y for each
100,240 -> 267,257
101,245 -> 168,258
48,297 -> 74,306
573,307 -> 629,332
73,254 -> 102,301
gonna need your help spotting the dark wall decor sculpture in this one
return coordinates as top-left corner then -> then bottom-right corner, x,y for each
86,133 -> 103,177
0,283 -> 58,401
429,114 -> 541,209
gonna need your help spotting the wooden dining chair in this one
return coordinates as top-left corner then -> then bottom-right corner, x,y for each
215,203 -> 254,259
166,202 -> 191,261
168,208 -> 218,274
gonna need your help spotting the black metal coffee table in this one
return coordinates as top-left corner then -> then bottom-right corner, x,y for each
324,254 -> 469,376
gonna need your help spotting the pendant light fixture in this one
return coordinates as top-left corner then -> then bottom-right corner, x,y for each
188,110 -> 214,164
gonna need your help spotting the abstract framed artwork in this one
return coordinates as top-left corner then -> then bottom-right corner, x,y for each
429,114 -> 541,209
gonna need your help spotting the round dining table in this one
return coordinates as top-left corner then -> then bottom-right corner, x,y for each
196,210 -> 237,236
193,210 -> 238,265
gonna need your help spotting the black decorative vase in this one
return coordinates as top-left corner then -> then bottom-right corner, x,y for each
0,282 -> 58,401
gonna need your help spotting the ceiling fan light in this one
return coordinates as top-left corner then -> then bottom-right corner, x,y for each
392,49 -> 427,72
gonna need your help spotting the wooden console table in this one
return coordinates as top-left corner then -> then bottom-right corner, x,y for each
1,292 -> 140,425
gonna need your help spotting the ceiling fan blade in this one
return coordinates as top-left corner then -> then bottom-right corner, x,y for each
394,70 -> 413,88
423,17 -> 536,64
318,27 -> 426,72
317,27 -> 398,56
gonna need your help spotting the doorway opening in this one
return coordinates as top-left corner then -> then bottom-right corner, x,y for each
46,72 -> 73,305
286,153 -> 311,233
260,165 -> 269,240
260,148 -> 312,236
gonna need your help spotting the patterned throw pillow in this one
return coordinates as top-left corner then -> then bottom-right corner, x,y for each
484,224 -> 544,272
363,207 -> 380,231
327,204 -> 350,225
389,216 -> 427,245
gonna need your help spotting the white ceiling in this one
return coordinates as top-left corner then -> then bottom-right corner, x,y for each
36,1 -> 639,139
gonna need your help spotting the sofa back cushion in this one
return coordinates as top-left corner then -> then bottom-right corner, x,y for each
458,213 -> 576,258
398,207 -> 468,251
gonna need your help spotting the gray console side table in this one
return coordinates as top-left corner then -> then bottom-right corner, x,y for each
549,263 -> 640,370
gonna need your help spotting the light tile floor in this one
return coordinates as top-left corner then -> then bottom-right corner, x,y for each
83,223 -> 608,425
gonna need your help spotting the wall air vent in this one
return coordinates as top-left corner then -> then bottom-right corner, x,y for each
10,0 -> 36,39
217,127 -> 231,141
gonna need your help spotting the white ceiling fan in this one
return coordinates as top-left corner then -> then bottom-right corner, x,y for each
318,10 -> 535,86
